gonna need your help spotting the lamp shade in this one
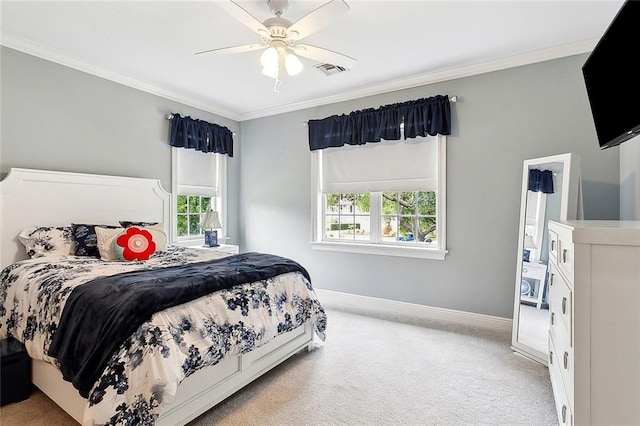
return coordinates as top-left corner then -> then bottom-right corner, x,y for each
261,64 -> 279,79
284,52 -> 303,76
260,47 -> 278,67
200,210 -> 222,229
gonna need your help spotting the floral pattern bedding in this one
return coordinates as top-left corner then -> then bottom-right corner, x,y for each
0,246 -> 327,425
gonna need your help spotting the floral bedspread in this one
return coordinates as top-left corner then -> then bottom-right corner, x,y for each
0,246 -> 327,425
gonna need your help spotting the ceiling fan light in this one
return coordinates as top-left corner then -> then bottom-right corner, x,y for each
260,46 -> 279,68
262,64 -> 279,80
285,52 -> 303,76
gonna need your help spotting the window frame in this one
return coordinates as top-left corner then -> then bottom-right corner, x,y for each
310,135 -> 447,260
171,147 -> 228,246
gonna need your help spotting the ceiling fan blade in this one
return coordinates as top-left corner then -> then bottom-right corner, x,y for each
286,0 -> 350,41
217,1 -> 271,37
291,44 -> 357,69
195,44 -> 266,56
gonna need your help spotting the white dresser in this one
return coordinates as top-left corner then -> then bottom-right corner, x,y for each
547,220 -> 640,426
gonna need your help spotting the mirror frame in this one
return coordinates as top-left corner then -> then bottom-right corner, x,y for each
511,153 -> 581,364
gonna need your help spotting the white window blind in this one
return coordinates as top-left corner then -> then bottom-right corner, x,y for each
176,148 -> 218,196
322,136 -> 438,193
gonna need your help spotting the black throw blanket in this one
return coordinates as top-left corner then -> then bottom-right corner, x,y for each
48,252 -> 311,398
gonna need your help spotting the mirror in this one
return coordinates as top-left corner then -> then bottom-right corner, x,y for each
511,153 -> 581,364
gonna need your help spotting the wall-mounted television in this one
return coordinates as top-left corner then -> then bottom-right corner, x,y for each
582,0 -> 640,150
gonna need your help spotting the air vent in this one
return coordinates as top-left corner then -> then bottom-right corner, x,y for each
315,63 -> 349,76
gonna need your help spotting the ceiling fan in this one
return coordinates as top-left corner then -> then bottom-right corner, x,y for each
196,0 -> 356,85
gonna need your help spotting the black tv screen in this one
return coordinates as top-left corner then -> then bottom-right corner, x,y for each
582,0 -> 640,149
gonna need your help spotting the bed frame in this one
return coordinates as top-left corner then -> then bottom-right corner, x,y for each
0,168 -> 315,425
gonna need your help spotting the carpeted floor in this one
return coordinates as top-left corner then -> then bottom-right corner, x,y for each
0,308 -> 556,425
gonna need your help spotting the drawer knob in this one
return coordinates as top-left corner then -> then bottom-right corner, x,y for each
551,240 -> 556,251
551,312 -> 555,325
550,273 -> 554,286
562,297 -> 567,315
562,405 -> 567,423
562,248 -> 568,264
549,351 -> 553,364
563,351 -> 569,369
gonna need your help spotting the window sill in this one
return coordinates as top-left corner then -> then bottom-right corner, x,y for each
173,236 -> 230,247
173,237 -> 204,247
310,241 -> 447,260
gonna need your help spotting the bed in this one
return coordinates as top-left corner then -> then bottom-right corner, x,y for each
0,168 -> 327,425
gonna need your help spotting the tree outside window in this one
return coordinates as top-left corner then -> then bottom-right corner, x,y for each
177,195 -> 211,237
382,191 -> 436,244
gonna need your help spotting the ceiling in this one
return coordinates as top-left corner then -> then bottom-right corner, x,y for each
0,0 -> 625,121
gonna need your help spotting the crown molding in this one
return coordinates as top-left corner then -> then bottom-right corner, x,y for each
0,33 -> 243,122
1,32 -> 596,123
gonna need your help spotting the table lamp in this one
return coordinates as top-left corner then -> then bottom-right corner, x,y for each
201,210 -> 222,247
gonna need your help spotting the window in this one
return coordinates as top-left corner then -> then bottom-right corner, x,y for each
176,195 -> 212,237
381,191 -> 437,244
171,147 -> 227,244
312,135 -> 447,259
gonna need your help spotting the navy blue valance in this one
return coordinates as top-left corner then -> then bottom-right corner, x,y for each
528,169 -> 554,193
307,95 -> 451,151
169,114 -> 233,157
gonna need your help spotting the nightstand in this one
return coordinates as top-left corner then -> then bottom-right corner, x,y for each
520,260 -> 548,309
1,337 -> 32,406
200,244 -> 240,255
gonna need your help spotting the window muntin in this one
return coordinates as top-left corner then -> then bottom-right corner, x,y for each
176,195 -> 212,238
325,193 -> 370,241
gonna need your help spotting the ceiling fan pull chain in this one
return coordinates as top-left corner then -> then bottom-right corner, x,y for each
273,78 -> 281,93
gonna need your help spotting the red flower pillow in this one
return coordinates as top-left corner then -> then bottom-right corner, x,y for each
114,227 -> 156,261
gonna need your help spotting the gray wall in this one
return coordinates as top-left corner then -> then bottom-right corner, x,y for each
0,47 -> 241,245
0,47 -> 622,319
620,136 -> 640,220
239,54 -> 620,319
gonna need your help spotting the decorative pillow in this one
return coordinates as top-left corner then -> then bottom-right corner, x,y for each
71,224 -> 119,257
18,226 -> 74,258
141,224 -> 167,251
95,225 -> 167,262
116,227 -> 157,261
119,220 -> 159,228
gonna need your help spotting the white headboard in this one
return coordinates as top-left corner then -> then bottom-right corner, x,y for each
0,168 -> 171,268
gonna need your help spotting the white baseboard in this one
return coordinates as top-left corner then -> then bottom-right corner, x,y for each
314,289 -> 512,332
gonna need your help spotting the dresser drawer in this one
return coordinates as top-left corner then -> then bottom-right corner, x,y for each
548,262 -> 572,345
549,323 -> 573,408
554,225 -> 574,284
549,229 -> 559,262
549,333 -> 573,426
